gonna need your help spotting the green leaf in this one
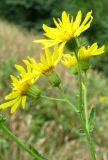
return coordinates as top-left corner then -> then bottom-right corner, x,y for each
79,128 -> 85,136
88,107 -> 95,126
29,145 -> 48,160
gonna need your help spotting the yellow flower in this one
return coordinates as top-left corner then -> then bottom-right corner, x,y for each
25,45 -> 63,75
62,43 -> 105,67
33,10 -> 93,48
0,63 -> 39,113
61,54 -> 77,67
99,96 -> 107,104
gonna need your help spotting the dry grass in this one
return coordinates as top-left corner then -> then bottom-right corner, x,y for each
0,20 -> 43,62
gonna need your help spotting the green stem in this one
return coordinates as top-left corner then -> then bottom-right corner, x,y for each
41,95 -> 78,113
41,93 -> 96,159
73,39 -> 96,159
77,68 -> 96,160
79,114 -> 96,160
78,69 -> 83,111
78,71 -> 96,160
83,72 -> 89,130
75,53 -> 83,112
0,124 -> 47,160
75,38 -> 83,112
41,95 -> 66,102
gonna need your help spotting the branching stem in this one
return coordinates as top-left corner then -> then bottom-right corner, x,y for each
41,95 -> 78,113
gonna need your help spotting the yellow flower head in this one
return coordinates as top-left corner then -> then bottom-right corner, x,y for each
0,63 -> 39,113
62,43 -> 105,67
33,10 -> 93,48
62,54 -> 77,67
25,45 -> 63,76
99,96 -> 107,104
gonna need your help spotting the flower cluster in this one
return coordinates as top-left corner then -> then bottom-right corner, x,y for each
0,10 -> 105,113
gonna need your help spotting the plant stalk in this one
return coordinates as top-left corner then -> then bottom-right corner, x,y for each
41,95 -> 78,113
78,70 -> 96,160
83,72 -> 89,130
79,114 -> 96,160
77,68 -> 96,160
0,124 -> 47,160
74,39 -> 96,159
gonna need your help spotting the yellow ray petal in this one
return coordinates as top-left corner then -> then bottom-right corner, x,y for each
24,60 -> 32,74
11,97 -> 21,113
10,75 -> 19,85
15,65 -> 26,76
81,18 -> 93,33
0,98 -> 18,110
5,92 -> 19,100
53,44 -> 64,66
75,11 -> 93,36
91,45 -> 105,56
43,24 -> 60,39
45,48 -> 52,66
53,18 -> 61,29
59,42 -> 66,53
40,53 -> 47,66
81,10 -> 92,26
74,10 -> 82,29
52,45 -> 59,65
21,96 -> 27,109
62,11 -> 68,23
27,56 -> 37,64
43,24 -> 55,33
61,54 -> 77,67
33,39 -> 62,48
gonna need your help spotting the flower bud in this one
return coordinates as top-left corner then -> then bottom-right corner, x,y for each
47,71 -> 61,87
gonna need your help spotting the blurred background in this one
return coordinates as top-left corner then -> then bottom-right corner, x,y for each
0,0 -> 108,160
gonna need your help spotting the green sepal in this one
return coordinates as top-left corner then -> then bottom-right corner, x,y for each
66,37 -> 81,52
70,59 -> 90,74
47,71 -> 61,87
26,85 -> 41,100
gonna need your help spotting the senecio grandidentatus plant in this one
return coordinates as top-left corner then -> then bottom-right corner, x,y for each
0,10 -> 105,160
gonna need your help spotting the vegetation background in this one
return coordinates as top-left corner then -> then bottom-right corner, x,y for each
0,0 -> 108,160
